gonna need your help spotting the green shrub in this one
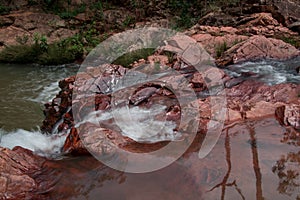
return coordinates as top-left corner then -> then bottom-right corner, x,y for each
123,16 -> 135,28
216,41 -> 228,57
163,51 -> 176,63
113,48 -> 155,68
168,0 -> 200,30
0,4 -> 10,14
28,0 -> 38,6
0,45 -> 39,63
56,4 -> 86,19
279,36 -> 300,49
33,33 -> 48,52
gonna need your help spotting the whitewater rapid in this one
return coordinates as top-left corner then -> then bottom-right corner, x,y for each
0,129 -> 68,158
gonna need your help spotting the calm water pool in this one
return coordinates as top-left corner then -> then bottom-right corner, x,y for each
40,118 -> 300,200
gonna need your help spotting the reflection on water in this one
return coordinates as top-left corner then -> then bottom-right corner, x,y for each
39,118 -> 300,200
0,63 -> 78,131
272,151 -> 300,197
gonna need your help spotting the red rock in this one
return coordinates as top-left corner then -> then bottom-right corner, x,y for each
275,104 -> 300,130
225,80 -> 300,121
235,36 -> 299,62
0,147 -> 46,199
192,33 -> 248,57
245,101 -> 285,119
270,0 -> 300,27
56,65 -> 299,155
238,13 -> 280,27
63,127 -> 89,155
217,35 -> 300,66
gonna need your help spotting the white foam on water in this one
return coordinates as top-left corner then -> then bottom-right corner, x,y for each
28,81 -> 60,103
35,81 -> 60,103
77,104 -> 182,143
226,59 -> 300,85
0,129 -> 68,158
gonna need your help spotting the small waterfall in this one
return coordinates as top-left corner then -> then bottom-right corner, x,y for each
0,63 -> 79,158
28,81 -> 60,103
0,128 -> 68,159
77,104 -> 181,143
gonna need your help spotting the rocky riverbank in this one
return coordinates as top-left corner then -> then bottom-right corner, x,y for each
0,0 -> 299,64
41,44 -> 300,156
0,0 -> 300,199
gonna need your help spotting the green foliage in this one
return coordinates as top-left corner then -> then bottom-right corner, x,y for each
0,33 -> 50,64
57,4 -> 86,19
83,24 -> 100,46
279,36 -> 300,49
167,0 -> 200,30
33,33 -> 48,52
43,0 -> 86,19
163,51 -> 176,63
173,13 -> 195,30
0,4 -> 10,14
0,27 -> 108,65
113,48 -> 155,68
129,0 -> 142,8
28,0 -> 38,6
43,0 -> 55,5
0,45 -> 39,64
216,41 -> 228,57
123,16 -> 135,28
93,0 -> 103,10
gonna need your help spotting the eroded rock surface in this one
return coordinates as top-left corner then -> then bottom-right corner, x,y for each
0,11 -> 78,50
218,35 -> 300,66
41,53 -> 300,156
276,104 -> 300,130
0,147 -> 46,199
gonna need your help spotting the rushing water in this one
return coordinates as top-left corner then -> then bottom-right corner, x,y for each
0,59 -> 299,199
0,63 -> 78,131
225,57 -> 300,85
0,63 -> 78,157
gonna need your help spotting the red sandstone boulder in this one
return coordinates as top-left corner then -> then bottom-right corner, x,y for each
0,11 -> 78,50
217,35 -> 300,66
0,147 -> 46,199
224,80 -> 300,121
275,104 -> 300,130
41,33 -> 299,156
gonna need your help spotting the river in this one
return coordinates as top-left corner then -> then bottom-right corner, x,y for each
0,59 -> 299,199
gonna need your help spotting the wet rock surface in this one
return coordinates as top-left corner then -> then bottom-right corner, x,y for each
0,1 -> 300,197
276,104 -> 300,130
0,28 -> 293,197
0,146 -> 46,199
41,55 -> 300,157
